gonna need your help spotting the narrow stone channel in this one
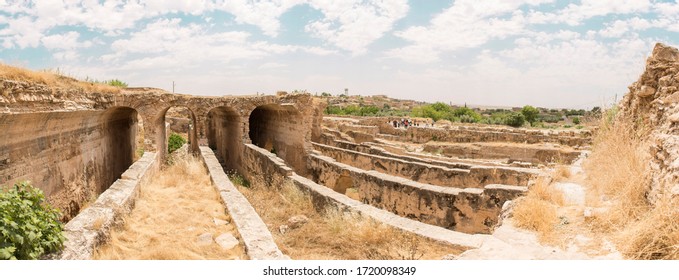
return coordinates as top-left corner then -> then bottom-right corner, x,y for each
94,153 -> 247,260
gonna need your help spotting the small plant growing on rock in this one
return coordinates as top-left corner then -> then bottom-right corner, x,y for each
226,171 -> 250,188
0,181 -> 65,260
168,133 -> 186,154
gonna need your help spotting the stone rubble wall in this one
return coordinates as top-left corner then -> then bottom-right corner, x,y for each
338,124 -> 380,136
332,117 -> 592,147
312,142 -> 537,188
617,43 -> 679,202
422,142 -> 581,165
307,153 -> 527,234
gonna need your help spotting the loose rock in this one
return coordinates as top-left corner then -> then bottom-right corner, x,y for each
215,233 -> 239,250
196,233 -> 213,246
287,215 -> 309,229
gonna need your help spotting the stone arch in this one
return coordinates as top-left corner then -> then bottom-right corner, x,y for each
156,105 -> 199,159
248,103 -> 308,174
206,106 -> 241,170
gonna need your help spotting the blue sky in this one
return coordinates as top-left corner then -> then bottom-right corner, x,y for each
1,0 -> 678,109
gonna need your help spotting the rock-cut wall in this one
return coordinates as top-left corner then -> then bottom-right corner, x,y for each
618,43 -> 679,202
0,107 -> 138,220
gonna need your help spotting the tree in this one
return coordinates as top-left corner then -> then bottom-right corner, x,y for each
452,107 -> 481,123
505,112 -> 526,127
572,117 -> 581,125
521,105 -> 539,124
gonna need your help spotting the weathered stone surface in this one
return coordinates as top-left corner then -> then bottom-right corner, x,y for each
213,217 -> 229,226
0,80 -> 325,218
287,215 -> 309,229
333,117 -> 592,147
312,142 -> 537,188
200,147 -> 288,260
242,142 -> 486,249
618,43 -> 679,203
637,85 -> 656,97
197,233 -> 214,246
215,233 -> 239,250
55,152 -> 158,260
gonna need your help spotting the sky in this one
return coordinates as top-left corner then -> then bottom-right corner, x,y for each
1,1 -> 678,109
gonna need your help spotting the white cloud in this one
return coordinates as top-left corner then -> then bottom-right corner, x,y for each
217,0 -> 304,36
305,0 -> 409,54
41,31 -> 81,50
259,62 -> 287,69
104,18 -> 335,71
53,50 -> 79,61
387,0 -> 551,63
534,0 -> 653,26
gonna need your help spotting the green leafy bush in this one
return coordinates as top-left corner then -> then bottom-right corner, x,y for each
572,117 -> 581,125
505,112 -> 526,127
0,181 -> 65,260
521,105 -> 539,124
168,133 -> 187,153
105,79 -> 128,88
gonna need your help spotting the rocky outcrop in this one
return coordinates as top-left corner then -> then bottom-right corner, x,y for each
618,43 -> 679,202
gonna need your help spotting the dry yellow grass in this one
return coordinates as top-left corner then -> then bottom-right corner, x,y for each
94,155 -> 247,260
583,110 -> 679,259
553,165 -> 572,181
511,178 -> 564,241
234,178 -> 463,260
584,114 -> 650,227
617,197 -> 679,259
0,63 -> 120,94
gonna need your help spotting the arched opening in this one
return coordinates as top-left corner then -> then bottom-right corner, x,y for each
160,106 -> 198,158
101,107 -> 142,190
0,106 -> 141,220
248,104 -> 307,174
207,106 -> 241,170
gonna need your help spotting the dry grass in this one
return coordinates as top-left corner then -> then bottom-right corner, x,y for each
553,165 -> 572,181
234,178 -> 463,260
94,155 -> 247,260
512,178 -> 564,241
0,63 -> 121,94
584,114 -> 650,227
617,197 -> 679,259
583,110 -> 679,259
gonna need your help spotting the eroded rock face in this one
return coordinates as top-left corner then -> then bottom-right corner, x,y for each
618,42 -> 679,202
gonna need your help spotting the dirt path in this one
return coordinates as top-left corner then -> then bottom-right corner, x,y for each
94,155 -> 247,260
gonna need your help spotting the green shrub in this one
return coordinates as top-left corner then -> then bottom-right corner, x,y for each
227,171 -> 251,188
0,181 -> 65,260
168,133 -> 187,153
505,112 -> 526,127
572,117 -> 581,125
105,79 -> 128,88
521,105 -> 539,124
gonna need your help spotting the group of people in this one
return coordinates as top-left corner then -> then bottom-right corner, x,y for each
390,118 -> 431,129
